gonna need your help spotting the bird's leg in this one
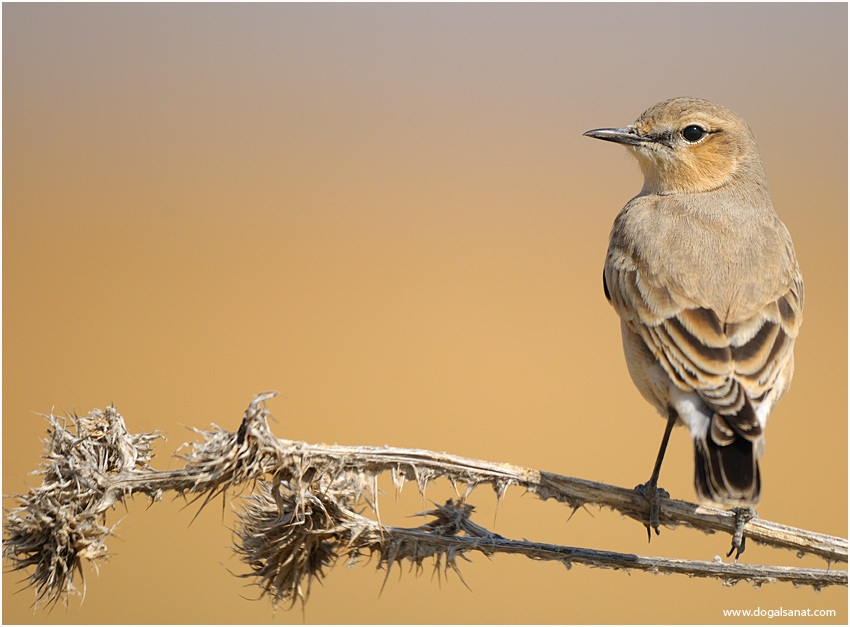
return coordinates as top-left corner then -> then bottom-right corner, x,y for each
727,506 -> 757,561
634,409 -> 677,541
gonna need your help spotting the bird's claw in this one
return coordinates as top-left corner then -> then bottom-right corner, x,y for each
727,506 -> 757,561
634,481 -> 670,541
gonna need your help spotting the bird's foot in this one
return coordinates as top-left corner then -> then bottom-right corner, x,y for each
634,481 -> 670,541
727,506 -> 757,561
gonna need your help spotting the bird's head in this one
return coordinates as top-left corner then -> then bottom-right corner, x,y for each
584,97 -> 766,195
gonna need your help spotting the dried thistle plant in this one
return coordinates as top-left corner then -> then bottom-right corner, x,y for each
3,407 -> 161,608
3,393 -> 847,612
233,476 -> 498,610
234,477 -> 351,609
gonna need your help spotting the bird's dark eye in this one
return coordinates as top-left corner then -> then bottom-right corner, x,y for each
682,125 -> 706,142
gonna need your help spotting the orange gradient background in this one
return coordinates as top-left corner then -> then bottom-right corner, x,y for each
3,3 -> 847,624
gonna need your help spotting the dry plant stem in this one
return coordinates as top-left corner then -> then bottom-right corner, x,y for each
398,530 -> 847,589
339,507 -> 847,589
251,442 -> 847,565
4,394 -> 847,610
64,440 -> 847,565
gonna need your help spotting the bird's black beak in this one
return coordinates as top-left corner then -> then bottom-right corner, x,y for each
583,126 -> 649,147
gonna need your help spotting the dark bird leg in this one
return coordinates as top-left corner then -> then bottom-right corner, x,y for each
635,409 -> 677,540
727,506 -> 757,561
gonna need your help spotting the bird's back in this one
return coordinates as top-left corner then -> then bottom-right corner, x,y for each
606,188 -> 801,327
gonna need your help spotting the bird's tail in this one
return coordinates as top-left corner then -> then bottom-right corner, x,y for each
693,412 -> 762,506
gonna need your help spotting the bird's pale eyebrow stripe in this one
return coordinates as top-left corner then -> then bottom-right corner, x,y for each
650,128 -> 721,144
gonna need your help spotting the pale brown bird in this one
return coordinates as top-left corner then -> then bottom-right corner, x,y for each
584,97 -> 803,552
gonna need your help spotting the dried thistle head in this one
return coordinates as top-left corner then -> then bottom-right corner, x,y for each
176,392 -> 284,499
3,407 -> 161,609
232,454 -> 497,610
233,477 -> 348,610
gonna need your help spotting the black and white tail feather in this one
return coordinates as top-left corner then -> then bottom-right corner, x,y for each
694,401 -> 763,506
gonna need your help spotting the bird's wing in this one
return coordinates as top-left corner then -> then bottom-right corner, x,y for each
604,246 -> 801,440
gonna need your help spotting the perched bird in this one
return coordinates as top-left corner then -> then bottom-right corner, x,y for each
584,98 -> 803,550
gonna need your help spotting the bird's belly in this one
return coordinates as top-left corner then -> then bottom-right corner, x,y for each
621,320 -> 714,440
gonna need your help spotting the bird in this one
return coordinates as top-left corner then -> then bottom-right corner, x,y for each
583,97 -> 803,554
